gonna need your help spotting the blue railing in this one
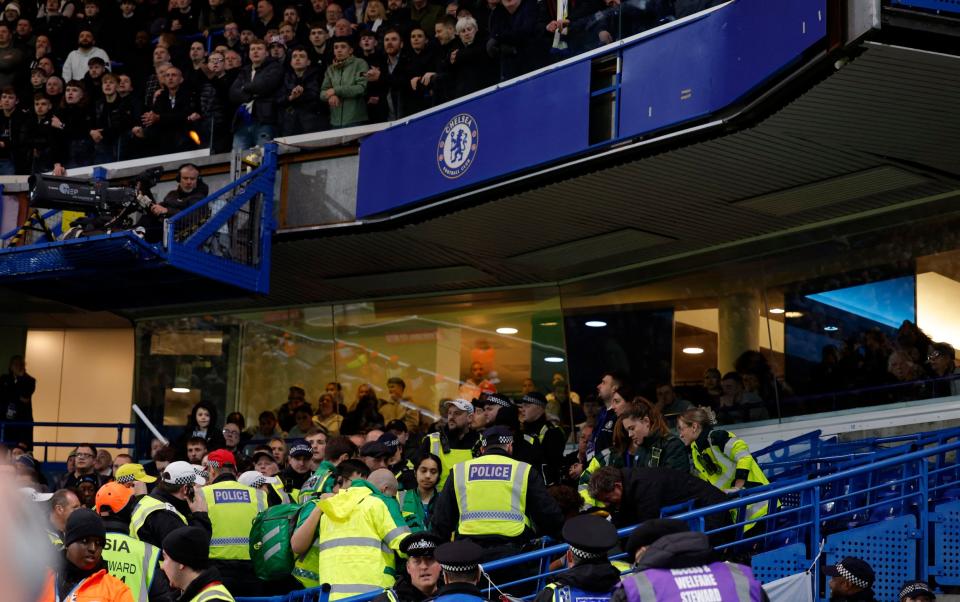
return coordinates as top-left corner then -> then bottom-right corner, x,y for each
0,420 -> 137,462
238,433 -> 960,602
0,144 -> 278,296
890,0 -> 960,15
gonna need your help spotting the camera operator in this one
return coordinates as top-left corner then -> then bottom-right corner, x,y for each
137,162 -> 208,242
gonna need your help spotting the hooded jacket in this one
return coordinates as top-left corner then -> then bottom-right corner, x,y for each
316,479 -> 411,599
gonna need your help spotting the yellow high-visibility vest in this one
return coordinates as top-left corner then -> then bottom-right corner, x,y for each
130,495 -> 186,540
103,531 -> 159,602
451,455 -> 531,538
201,480 -> 267,560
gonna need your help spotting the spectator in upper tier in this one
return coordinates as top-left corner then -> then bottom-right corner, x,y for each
447,17 -> 495,105
0,23 -> 25,90
142,65 -> 202,155
229,38 -> 284,150
488,0 -> 539,80
321,36 -> 368,128
278,46 -> 323,136
408,0 -> 442,37
25,93 -> 65,174
61,29 -> 109,82
91,73 -> 137,164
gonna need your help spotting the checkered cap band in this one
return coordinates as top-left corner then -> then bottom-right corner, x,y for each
521,395 -> 546,406
408,539 -> 437,552
570,546 -> 605,560
900,583 -> 933,598
483,434 -> 513,446
486,395 -> 512,408
836,563 -> 870,589
440,562 -> 478,573
115,474 -> 136,484
164,471 -> 197,486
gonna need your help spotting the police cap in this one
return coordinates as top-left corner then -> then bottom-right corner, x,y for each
562,515 -> 618,560
399,532 -> 443,558
479,393 -> 513,409
481,425 -> 513,447
434,540 -> 483,573
519,392 -> 547,407
626,518 -> 690,558
359,441 -> 393,459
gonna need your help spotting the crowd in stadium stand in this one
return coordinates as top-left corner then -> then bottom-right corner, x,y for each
4,354 -> 954,601
0,0 -> 724,173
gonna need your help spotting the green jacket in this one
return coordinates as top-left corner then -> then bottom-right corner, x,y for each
321,56 -> 369,128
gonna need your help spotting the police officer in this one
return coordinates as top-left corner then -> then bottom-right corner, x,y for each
535,515 -> 621,602
160,527 -> 235,602
518,392 -> 566,486
428,541 -> 489,602
96,482 -> 176,602
237,470 -> 287,506
421,399 -> 480,491
381,431 -> 416,490
899,580 -> 936,602
431,425 -> 563,561
373,532 -> 444,602
200,449 -> 267,596
826,557 -> 878,602
614,520 -> 766,602
281,441 -> 314,499
130,461 -> 210,548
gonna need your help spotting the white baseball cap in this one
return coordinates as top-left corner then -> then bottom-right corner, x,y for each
20,487 -> 54,502
162,460 -> 206,486
442,399 -> 475,415
238,470 -> 280,489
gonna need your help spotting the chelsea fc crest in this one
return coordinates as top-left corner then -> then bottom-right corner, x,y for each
437,113 -> 478,179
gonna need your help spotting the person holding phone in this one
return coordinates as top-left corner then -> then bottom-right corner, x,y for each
128,461 -> 211,548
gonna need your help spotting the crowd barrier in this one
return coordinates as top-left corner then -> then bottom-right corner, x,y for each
0,420 -> 136,463
236,432 -> 960,602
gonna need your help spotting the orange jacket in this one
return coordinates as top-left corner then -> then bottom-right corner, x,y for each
38,568 -> 135,602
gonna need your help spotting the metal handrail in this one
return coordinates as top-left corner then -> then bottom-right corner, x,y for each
0,421 -> 137,462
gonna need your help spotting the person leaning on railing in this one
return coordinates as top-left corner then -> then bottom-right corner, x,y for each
677,406 -> 770,533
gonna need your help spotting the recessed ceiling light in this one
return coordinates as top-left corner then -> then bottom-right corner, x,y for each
768,308 -> 786,315
171,387 -> 191,393
784,311 -> 804,319
682,347 -> 705,355
496,327 -> 518,335
823,325 -> 839,332
203,337 -> 223,343
539,321 -> 559,327
585,320 -> 607,328
544,356 -> 565,363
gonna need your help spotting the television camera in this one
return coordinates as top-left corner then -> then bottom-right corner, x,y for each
28,167 -> 164,238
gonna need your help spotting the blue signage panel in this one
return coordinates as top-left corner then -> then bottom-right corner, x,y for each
357,0 -> 826,218
356,61 -> 591,218
618,0 -> 826,138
